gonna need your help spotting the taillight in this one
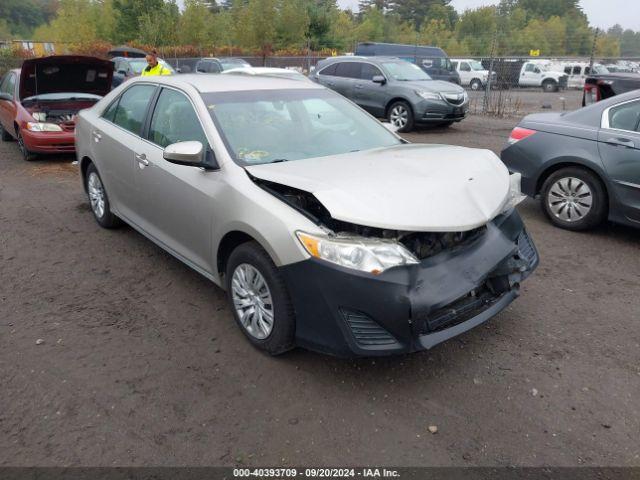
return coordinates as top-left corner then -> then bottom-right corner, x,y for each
583,83 -> 600,105
508,127 -> 536,145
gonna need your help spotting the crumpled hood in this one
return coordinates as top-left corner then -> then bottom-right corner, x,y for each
19,55 -> 114,100
246,144 -> 510,232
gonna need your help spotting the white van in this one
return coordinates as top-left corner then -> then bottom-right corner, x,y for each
451,59 -> 494,90
555,62 -> 609,89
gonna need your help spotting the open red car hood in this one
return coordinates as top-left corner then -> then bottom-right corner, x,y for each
19,55 -> 113,100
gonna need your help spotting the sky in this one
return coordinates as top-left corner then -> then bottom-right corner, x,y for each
335,0 -> 640,31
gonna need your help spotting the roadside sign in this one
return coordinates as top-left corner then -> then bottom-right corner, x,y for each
530,49 -> 540,57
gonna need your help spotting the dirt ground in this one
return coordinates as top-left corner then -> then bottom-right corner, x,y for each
1,92 -> 639,467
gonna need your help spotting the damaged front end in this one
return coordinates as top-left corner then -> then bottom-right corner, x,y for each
254,176 -> 538,357
23,97 -> 100,133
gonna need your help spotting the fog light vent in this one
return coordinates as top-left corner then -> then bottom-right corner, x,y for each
517,231 -> 537,265
341,310 -> 398,347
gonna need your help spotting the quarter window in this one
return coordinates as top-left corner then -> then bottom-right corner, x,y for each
1,73 -> 16,96
149,88 -> 208,149
111,84 -> 156,135
318,63 -> 337,76
608,101 -> 640,132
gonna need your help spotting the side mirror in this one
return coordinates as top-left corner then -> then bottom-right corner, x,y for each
163,141 -> 219,170
0,92 -> 12,101
534,68 -> 541,74
372,75 -> 386,85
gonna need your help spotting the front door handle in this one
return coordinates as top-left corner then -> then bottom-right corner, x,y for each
135,152 -> 149,166
354,84 -> 363,89
92,130 -> 102,142
605,137 -> 635,148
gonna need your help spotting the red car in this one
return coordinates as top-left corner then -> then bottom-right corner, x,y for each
0,55 -> 113,161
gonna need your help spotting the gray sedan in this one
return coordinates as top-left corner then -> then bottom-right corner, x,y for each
501,90 -> 640,230
310,56 -> 468,132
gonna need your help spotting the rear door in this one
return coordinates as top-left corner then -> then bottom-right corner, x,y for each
353,63 -> 386,117
597,98 -> 640,222
330,62 -> 361,100
93,83 -> 157,225
134,86 -> 214,271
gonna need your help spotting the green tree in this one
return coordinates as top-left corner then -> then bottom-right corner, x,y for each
247,0 -> 278,53
177,0 -> 212,47
392,0 -> 451,30
112,0 -> 165,43
455,6 -> 496,55
138,0 -> 179,45
276,0 -> 309,49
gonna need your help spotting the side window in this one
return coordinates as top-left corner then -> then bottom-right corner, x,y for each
360,63 -> 383,81
112,84 -> 156,135
210,61 -> 222,74
451,61 -> 458,70
564,66 -> 571,74
585,67 -> 591,75
148,88 -> 208,149
318,63 -> 337,76
460,62 -> 471,72
572,66 -> 581,75
2,73 -> 16,96
102,98 -> 120,122
525,64 -> 535,72
335,62 -> 361,79
608,101 -> 640,132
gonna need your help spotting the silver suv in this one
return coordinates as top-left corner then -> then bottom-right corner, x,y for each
75,74 -> 537,357
310,56 -> 469,132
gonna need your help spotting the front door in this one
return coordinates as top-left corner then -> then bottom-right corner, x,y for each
353,63 -> 387,117
134,87 -> 214,272
597,99 -> 640,223
0,73 -> 17,134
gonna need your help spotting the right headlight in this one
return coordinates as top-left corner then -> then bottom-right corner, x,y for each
415,90 -> 442,101
26,122 -> 63,132
296,231 -> 418,275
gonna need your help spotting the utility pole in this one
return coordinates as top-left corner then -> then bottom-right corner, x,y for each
483,24 -> 498,114
589,28 -> 599,72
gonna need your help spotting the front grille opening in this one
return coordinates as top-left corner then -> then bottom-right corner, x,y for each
340,309 -> 399,348
399,226 -> 486,260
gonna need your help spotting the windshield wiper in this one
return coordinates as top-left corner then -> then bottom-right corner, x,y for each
269,159 -> 289,164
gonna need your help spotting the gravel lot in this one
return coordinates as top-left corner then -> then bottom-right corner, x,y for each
1,91 -> 639,467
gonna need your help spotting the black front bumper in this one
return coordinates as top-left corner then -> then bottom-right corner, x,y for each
280,210 -> 539,357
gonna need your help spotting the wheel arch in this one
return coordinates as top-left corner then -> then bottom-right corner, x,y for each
536,160 -> 610,205
79,156 -> 94,192
385,97 -> 414,117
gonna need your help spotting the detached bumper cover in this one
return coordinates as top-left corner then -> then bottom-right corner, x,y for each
280,210 -> 538,357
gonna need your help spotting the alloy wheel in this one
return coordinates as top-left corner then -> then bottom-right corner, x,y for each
231,263 -> 274,340
389,105 -> 408,128
87,172 -> 106,219
547,176 -> 593,222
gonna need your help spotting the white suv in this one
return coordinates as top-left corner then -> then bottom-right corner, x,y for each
451,59 -> 493,90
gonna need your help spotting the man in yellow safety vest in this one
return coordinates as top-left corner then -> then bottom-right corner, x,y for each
141,50 -> 172,77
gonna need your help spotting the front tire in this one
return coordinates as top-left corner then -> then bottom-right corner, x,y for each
225,241 -> 295,355
541,167 -> 607,231
16,130 -> 36,161
387,101 -> 414,133
0,123 -> 12,141
470,79 -> 482,91
85,163 -> 121,228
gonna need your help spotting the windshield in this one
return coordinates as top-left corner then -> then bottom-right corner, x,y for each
220,59 -> 250,70
381,62 -> 431,81
593,65 -> 610,74
202,89 -> 402,165
469,61 -> 484,71
129,59 -> 175,74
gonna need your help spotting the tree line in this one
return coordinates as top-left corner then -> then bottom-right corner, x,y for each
2,0 -> 640,57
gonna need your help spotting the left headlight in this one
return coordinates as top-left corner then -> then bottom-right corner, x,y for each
26,122 -> 63,132
415,90 -> 442,101
502,172 -> 526,213
296,231 -> 419,275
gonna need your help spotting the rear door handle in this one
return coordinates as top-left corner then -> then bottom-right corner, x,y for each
135,152 -> 149,166
605,137 -> 635,148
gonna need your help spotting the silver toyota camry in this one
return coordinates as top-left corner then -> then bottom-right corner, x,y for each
75,74 -> 538,357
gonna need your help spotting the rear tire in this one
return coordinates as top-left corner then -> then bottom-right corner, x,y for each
85,163 -> 122,228
542,79 -> 558,92
225,241 -> 295,355
540,167 -> 607,231
387,101 -> 414,133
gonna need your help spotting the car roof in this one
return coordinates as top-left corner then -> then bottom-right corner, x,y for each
321,56 -> 400,63
130,73 -> 323,93
223,67 -> 300,74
